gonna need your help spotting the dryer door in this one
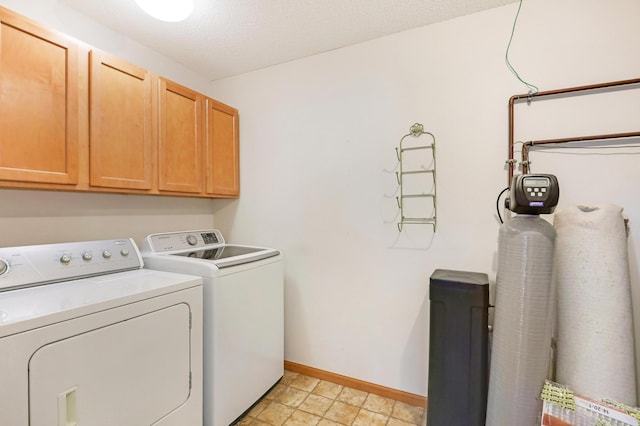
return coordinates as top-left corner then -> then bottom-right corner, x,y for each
29,303 -> 191,426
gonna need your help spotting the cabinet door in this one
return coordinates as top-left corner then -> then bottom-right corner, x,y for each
159,78 -> 203,193
89,50 -> 154,190
205,98 -> 239,197
0,8 -> 79,185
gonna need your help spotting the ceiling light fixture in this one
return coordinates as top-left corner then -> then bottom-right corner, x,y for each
135,0 -> 194,22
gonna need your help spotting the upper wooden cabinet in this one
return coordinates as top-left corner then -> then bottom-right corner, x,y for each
158,78 -> 204,194
89,50 -> 155,191
205,98 -> 239,197
0,7 -> 240,199
0,8 -> 80,185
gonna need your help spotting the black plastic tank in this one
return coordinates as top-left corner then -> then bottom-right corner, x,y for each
427,269 -> 489,426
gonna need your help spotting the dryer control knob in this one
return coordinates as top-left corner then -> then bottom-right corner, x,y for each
60,254 -> 72,264
120,248 -> 129,257
102,250 -> 112,259
0,259 -> 9,276
82,252 -> 93,261
186,234 -> 197,246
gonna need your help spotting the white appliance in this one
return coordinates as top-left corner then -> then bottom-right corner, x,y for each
140,229 -> 284,426
0,238 -> 203,426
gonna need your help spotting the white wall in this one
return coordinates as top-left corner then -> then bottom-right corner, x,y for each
0,0 -> 225,246
0,189 -> 220,246
210,0 -> 640,397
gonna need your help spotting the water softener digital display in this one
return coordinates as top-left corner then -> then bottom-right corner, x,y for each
507,174 -> 559,215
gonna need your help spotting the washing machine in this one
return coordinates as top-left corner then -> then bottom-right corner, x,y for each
0,238 -> 203,426
140,229 -> 284,426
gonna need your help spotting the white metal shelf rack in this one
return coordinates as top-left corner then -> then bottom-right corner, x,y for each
395,123 -> 437,232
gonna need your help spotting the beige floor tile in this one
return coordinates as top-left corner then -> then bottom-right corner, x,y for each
256,401 -> 295,426
282,410 -> 322,426
391,401 -> 424,424
312,380 -> 343,399
236,372 -> 426,426
279,371 -> 299,386
317,420 -> 343,426
352,408 -> 388,426
337,387 -> 368,407
265,383 -> 287,401
247,399 -> 271,417
387,418 -> 419,426
362,393 -> 395,416
290,374 -> 321,392
244,420 -> 272,426
298,394 -> 333,416
324,401 -> 360,425
272,386 -> 309,408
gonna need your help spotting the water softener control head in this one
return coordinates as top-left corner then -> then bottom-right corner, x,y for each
506,174 -> 559,215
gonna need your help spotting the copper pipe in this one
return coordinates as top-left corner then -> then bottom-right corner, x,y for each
508,77 -> 640,185
521,131 -> 640,173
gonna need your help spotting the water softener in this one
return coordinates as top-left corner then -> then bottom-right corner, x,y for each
485,174 -> 559,425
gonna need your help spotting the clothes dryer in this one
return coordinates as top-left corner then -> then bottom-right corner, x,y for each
0,238 -> 203,426
140,229 -> 284,426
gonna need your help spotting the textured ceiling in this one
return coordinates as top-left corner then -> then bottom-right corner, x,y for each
62,0 -> 518,81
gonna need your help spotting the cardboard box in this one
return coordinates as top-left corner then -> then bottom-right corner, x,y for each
540,380 -> 640,426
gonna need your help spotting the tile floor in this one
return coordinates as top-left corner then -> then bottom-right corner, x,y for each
235,370 -> 426,426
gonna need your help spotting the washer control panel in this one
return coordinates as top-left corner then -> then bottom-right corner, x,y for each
142,230 -> 225,252
0,239 -> 142,292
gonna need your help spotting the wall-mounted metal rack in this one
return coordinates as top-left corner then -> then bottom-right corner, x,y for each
395,123 -> 437,232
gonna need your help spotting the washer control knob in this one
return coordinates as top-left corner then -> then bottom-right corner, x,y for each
60,254 -> 72,264
82,252 -> 93,261
186,234 -> 197,246
103,250 -> 112,259
0,259 -> 9,276
120,248 -> 129,257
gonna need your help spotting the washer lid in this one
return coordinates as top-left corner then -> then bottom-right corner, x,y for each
174,245 -> 262,260
169,245 -> 279,268
141,230 -> 280,269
